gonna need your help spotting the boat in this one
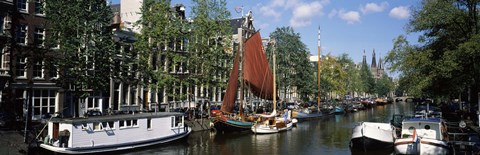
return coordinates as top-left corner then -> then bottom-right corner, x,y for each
211,12 -> 276,133
350,122 -> 395,151
251,35 -> 295,134
292,27 -> 324,121
375,98 -> 387,105
293,108 -> 323,121
393,117 -> 450,155
334,105 -> 345,114
38,112 -> 191,154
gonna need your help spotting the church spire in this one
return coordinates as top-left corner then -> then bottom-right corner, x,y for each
362,49 -> 367,65
371,49 -> 377,68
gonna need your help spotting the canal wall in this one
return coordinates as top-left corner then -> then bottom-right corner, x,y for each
185,118 -> 211,132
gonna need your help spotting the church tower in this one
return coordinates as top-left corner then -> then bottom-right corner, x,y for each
371,49 -> 378,79
378,56 -> 384,78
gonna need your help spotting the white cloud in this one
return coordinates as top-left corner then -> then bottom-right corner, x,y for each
328,9 -> 337,18
389,6 -> 410,19
259,5 -> 282,20
360,2 -> 389,14
339,10 -> 361,24
257,0 -> 330,27
290,1 -> 325,28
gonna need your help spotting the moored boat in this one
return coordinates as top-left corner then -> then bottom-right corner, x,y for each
394,117 -> 450,155
211,12 -> 275,133
350,122 -> 395,151
39,112 -> 191,154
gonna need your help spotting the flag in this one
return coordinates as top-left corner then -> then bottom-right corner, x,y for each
235,6 -> 243,13
412,128 -> 419,144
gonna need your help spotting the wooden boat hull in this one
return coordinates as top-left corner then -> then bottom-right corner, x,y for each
211,117 -> 253,133
251,121 -> 293,134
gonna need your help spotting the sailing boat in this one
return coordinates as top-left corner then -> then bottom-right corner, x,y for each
211,11 -> 276,133
292,26 -> 323,120
251,38 -> 296,134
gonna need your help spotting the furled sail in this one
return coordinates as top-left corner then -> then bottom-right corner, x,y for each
243,32 -> 275,100
220,51 -> 240,113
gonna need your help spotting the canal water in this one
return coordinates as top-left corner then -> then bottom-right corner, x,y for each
119,102 -> 414,155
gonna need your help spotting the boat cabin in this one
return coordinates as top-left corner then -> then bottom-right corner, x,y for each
41,112 -> 187,150
400,118 -> 448,141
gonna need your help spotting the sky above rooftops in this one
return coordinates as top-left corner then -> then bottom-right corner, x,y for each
111,0 -> 421,75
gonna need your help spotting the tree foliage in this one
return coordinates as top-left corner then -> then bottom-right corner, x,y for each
385,0 -> 480,100
189,0 -> 232,98
44,0 -> 116,97
266,27 -> 316,101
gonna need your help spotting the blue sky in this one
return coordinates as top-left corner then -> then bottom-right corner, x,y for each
112,0 -> 421,67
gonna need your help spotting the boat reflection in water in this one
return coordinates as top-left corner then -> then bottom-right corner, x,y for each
115,102 -> 413,155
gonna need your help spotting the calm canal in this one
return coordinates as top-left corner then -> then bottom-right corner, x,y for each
119,102 -> 414,155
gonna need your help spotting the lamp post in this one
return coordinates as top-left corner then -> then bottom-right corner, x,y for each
24,80 -> 33,143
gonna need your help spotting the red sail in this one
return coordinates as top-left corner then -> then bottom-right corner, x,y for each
243,32 -> 275,100
220,51 -> 240,113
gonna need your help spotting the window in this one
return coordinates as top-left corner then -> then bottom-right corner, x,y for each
1,46 -> 9,70
17,0 -> 27,13
15,57 -> 26,77
0,15 -> 4,33
16,24 -> 27,45
35,0 -> 44,15
108,121 -> 115,129
93,122 -> 101,131
33,60 -> 43,79
81,123 -> 89,130
48,64 -> 58,79
32,89 -> 56,120
34,27 -> 44,47
119,120 -> 125,128
147,118 -> 152,129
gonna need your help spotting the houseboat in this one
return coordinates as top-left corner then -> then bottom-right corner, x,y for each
39,112 -> 191,154
394,117 -> 450,155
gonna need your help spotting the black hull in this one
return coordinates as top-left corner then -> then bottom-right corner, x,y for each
212,120 -> 252,133
350,136 -> 393,151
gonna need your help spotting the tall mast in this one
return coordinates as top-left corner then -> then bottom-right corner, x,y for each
317,26 -> 321,112
271,38 -> 277,112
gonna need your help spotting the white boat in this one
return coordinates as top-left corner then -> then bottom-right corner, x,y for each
350,122 -> 395,150
38,112 -> 191,154
251,110 -> 296,134
394,117 -> 450,155
250,37 -> 297,134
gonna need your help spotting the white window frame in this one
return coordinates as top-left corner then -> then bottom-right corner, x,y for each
15,57 -> 26,78
32,60 -> 43,79
34,0 -> 44,15
1,46 -> 9,71
34,27 -> 45,47
16,24 -> 27,45
32,89 -> 56,120
48,64 -> 59,80
17,0 -> 28,13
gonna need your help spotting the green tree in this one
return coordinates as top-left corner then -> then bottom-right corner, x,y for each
360,59 -> 375,96
385,0 -> 480,101
189,0 -> 232,100
267,27 -> 315,101
375,73 -> 394,97
337,54 -> 360,98
135,0 -> 187,105
44,0 -> 117,116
